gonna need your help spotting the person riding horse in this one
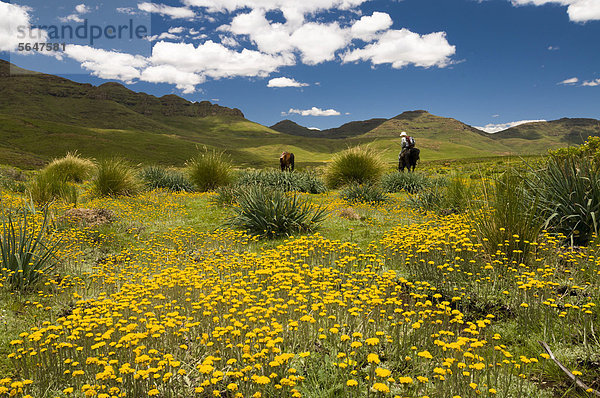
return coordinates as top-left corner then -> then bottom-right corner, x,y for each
399,132 -> 420,172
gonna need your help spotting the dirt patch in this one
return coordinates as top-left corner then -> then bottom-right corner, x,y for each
339,208 -> 361,220
61,208 -> 115,227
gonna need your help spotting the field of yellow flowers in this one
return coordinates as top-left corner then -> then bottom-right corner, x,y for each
0,183 -> 598,398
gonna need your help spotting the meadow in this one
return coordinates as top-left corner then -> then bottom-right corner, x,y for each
0,145 -> 598,398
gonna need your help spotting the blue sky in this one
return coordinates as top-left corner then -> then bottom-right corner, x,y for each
1,0 -> 599,131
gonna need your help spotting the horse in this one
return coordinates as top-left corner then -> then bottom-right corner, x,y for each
280,151 -> 295,172
398,148 -> 420,172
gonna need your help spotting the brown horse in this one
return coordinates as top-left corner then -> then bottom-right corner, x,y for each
399,148 -> 420,172
280,152 -> 295,171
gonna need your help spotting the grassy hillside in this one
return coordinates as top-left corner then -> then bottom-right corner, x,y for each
1,59 -> 598,170
490,118 -> 600,154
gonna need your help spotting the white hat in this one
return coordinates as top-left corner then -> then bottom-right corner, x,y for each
400,132 -> 407,137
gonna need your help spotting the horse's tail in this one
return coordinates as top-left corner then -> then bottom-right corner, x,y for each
290,153 -> 295,171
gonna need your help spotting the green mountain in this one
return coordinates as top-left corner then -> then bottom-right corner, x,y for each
271,118 -> 387,138
270,120 -> 319,137
1,59 -> 598,169
489,118 -> 600,154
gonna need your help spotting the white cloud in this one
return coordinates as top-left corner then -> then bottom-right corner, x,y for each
475,119 -> 547,133
117,7 -> 137,15
75,4 -> 91,14
59,14 -> 84,23
583,79 -> 600,86
219,35 -> 239,47
267,77 -> 309,87
60,3 -> 92,23
64,45 -> 149,82
138,2 -> 196,19
350,12 -> 393,41
342,29 -> 456,68
510,0 -> 600,22
289,22 -> 349,64
140,65 -> 205,93
149,40 -> 295,80
558,77 -> 579,85
0,2 -> 48,52
18,0 -> 457,94
182,0 -> 369,16
287,107 -> 341,116
145,32 -> 180,41
168,26 -> 186,34
547,45 -> 559,50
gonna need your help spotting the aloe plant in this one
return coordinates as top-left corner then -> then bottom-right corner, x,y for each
0,207 -> 61,291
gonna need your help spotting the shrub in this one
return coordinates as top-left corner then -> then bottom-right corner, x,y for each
525,155 -> 600,245
325,146 -> 385,189
0,206 -> 61,291
470,170 -> 542,263
227,185 -> 328,238
0,166 -> 27,193
44,152 -> 96,183
408,176 -> 471,214
187,149 -> 233,192
92,158 -> 140,197
381,172 -> 433,194
139,166 -> 193,192
27,171 -> 78,206
211,185 -> 239,207
236,169 -> 326,194
443,176 -> 472,213
550,136 -> 600,165
341,183 -> 389,204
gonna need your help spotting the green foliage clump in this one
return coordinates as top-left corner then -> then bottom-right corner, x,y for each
325,146 -> 385,189
341,183 -> 389,204
0,166 -> 27,193
187,149 -> 233,192
44,152 -> 96,183
227,185 -> 328,238
0,207 -> 61,291
526,154 -> 600,245
236,169 -> 326,194
92,158 -> 141,197
139,166 -> 193,192
381,172 -> 433,194
549,136 -> 600,165
471,170 -> 541,263
27,171 -> 78,206
211,185 -> 239,207
409,176 -> 471,214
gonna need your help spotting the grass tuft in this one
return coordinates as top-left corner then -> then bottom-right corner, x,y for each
381,172 -> 433,194
44,152 -> 96,183
92,158 -> 141,197
27,170 -> 78,206
325,146 -> 385,189
341,183 -> 389,204
187,149 -> 233,192
236,169 -> 326,194
139,166 -> 194,192
470,170 -> 541,263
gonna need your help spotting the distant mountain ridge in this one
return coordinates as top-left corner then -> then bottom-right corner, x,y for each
270,118 -> 387,138
491,118 -> 600,143
0,59 -> 244,122
0,59 -> 599,169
